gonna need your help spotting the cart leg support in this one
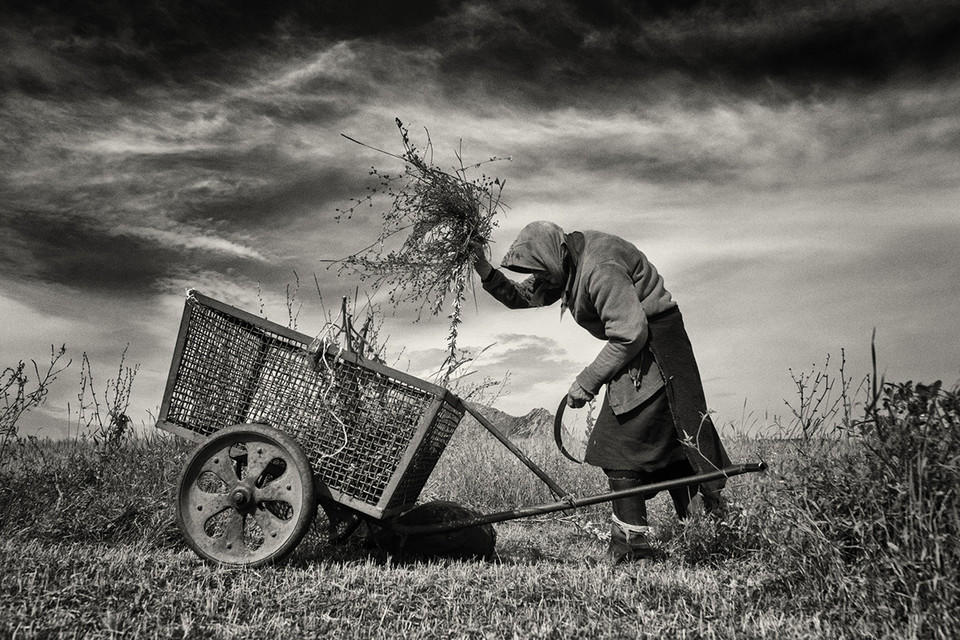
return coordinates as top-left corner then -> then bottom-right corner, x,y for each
464,404 -> 572,499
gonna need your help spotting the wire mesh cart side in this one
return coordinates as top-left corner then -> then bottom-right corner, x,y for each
156,290 -> 465,521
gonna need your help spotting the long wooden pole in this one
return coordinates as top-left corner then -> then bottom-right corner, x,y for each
390,463 -> 767,535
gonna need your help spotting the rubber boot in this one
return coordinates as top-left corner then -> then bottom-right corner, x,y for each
669,484 -> 696,520
648,458 -> 697,520
607,477 -> 664,564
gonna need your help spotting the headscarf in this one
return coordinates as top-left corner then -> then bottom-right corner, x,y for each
500,220 -> 566,282
500,220 -> 568,307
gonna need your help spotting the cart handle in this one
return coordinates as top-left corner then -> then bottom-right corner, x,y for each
389,462 -> 767,536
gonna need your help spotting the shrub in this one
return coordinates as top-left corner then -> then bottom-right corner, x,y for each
674,351 -> 960,638
854,379 -> 959,632
0,345 -> 70,454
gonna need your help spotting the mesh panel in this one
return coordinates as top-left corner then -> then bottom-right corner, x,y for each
386,399 -> 464,509
161,294 -> 464,513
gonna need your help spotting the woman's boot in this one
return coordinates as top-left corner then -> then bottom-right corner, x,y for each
669,485 -> 696,520
607,477 -> 664,564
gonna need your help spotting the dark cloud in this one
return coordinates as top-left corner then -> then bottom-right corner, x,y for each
425,0 -> 960,106
0,22 -> 162,98
7,0 -> 960,105
1,0 -> 455,97
196,165 -> 365,229
0,207 -> 289,304
634,2 -> 960,83
119,145 -> 366,231
1,212 -> 174,294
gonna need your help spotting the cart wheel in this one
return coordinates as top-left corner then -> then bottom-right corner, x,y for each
176,423 -> 316,568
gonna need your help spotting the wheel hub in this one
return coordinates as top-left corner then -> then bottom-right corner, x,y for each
231,486 -> 254,511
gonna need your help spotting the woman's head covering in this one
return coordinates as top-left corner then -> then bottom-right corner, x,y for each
499,220 -> 568,307
500,220 -> 567,283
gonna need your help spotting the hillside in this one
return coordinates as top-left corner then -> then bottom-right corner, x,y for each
462,403 -> 555,439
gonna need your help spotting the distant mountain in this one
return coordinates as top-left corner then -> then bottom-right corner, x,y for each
463,403 -> 555,439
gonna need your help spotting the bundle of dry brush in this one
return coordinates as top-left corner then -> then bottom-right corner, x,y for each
329,119 -> 510,379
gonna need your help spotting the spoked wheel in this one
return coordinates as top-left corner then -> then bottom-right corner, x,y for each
176,423 -> 317,568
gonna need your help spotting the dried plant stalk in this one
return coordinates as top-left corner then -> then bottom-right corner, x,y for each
330,119 -> 510,383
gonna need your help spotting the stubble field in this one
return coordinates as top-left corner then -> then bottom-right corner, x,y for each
1,371 -> 957,639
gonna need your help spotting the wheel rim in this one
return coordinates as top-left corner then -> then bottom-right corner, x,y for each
177,425 -> 315,567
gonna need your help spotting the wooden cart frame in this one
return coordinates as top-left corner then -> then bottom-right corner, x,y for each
158,291 -> 764,567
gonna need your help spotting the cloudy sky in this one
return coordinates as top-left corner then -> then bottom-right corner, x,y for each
3,0 -> 959,439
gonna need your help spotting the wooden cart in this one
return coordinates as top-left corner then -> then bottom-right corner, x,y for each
158,291 -> 764,567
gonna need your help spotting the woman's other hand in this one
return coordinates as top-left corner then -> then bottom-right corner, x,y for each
567,381 -> 594,408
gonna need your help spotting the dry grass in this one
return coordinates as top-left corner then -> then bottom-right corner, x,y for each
1,353 -> 958,639
3,535 -> 854,639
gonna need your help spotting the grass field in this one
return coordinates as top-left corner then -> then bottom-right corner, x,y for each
1,371 -> 958,639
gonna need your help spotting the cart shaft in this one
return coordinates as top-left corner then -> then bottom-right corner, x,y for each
389,462 -> 766,535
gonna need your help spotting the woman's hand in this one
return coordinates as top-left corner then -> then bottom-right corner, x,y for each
469,240 -> 494,280
567,380 -> 594,408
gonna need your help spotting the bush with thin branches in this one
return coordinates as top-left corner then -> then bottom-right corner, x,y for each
668,346 -> 960,638
0,345 -> 70,455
